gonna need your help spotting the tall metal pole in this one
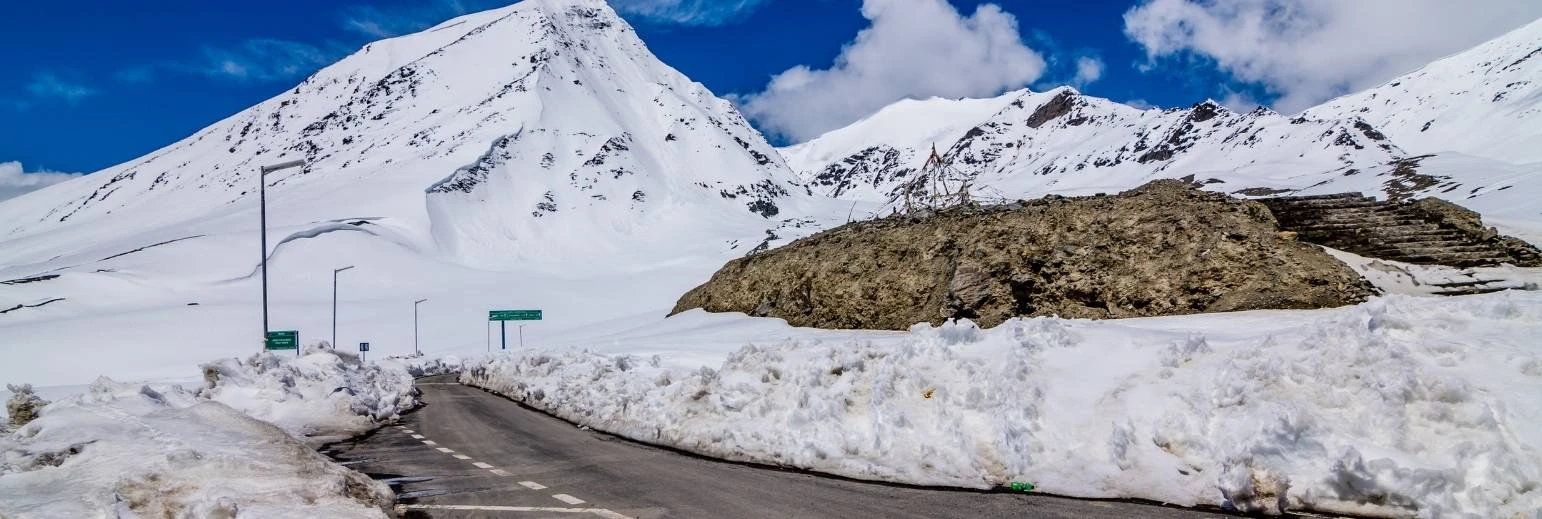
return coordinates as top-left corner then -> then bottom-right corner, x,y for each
332,266 -> 354,350
260,168 -> 269,345
259,160 -> 305,351
413,299 -> 428,355
519,324 -> 525,349
501,321 -> 507,350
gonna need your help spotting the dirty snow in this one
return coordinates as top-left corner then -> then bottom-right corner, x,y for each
462,291 -> 1542,518
0,348 -> 415,517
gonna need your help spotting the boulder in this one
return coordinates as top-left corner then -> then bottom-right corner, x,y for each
672,180 -> 1377,330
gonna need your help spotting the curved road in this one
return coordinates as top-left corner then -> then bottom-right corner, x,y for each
324,375 -> 1234,518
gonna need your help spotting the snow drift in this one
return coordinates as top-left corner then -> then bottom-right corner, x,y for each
462,291 -> 1542,517
0,348 -> 417,517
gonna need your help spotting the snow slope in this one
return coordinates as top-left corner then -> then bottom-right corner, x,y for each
782,20 -> 1542,222
784,87 -> 1425,210
462,291 -> 1542,518
1305,18 -> 1542,164
0,348 -> 415,518
779,93 -> 1019,199
0,0 -> 842,387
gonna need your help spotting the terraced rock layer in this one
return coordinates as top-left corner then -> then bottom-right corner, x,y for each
1259,194 -> 1542,268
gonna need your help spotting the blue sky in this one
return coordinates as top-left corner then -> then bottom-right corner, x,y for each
2,0 -> 1537,177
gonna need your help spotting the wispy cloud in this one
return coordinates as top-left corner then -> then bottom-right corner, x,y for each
1124,98 -> 1157,110
117,39 -> 342,84
609,0 -> 771,26
341,0 -> 507,38
25,73 -> 96,104
1070,56 -> 1105,88
199,39 -> 339,81
0,161 -> 83,202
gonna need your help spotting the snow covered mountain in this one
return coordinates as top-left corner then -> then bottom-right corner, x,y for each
784,87 -> 1411,206
779,94 -> 1019,200
782,20 -> 1542,224
1304,18 -> 1542,164
0,0 -> 834,386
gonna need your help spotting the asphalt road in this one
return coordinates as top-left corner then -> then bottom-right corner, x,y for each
324,375 -> 1236,519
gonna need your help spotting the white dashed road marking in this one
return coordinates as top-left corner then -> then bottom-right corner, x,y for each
396,504 -> 630,518
402,433 -> 616,514
401,429 -> 414,434
552,494 -> 586,505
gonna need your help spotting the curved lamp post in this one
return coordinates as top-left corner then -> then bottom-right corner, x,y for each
259,159 -> 304,350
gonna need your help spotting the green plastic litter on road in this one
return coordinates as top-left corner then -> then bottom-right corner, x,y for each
1008,481 -> 1035,493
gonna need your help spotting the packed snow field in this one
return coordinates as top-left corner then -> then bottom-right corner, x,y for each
0,347 -> 416,517
461,291 -> 1542,518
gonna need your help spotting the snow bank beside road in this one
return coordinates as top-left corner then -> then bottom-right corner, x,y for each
462,292 -> 1542,518
0,349 -> 415,517
380,353 -> 466,378
201,346 -> 418,445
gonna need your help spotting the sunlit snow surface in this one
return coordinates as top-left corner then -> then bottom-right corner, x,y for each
0,348 -> 413,517
463,291 -> 1542,517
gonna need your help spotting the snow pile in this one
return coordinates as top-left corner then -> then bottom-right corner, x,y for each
0,349 -> 416,517
381,353 -> 467,378
462,292 -> 1542,517
4,384 -> 48,430
199,345 -> 418,445
0,379 -> 394,518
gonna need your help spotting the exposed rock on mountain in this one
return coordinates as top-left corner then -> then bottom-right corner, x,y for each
783,86 -> 1415,210
673,180 -> 1376,329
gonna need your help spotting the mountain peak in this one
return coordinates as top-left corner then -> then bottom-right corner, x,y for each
1302,16 -> 1542,163
0,0 -> 802,267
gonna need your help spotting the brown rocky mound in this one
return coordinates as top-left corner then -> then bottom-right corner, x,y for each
672,180 -> 1377,330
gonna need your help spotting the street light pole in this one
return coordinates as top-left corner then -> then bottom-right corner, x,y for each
332,265 -> 355,350
259,159 -> 304,350
413,299 -> 428,355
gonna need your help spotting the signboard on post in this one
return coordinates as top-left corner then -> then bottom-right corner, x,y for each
359,342 -> 369,362
488,310 -> 541,351
265,331 -> 299,351
489,310 -> 542,321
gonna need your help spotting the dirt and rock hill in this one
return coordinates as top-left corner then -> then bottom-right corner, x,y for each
673,180 -> 1383,330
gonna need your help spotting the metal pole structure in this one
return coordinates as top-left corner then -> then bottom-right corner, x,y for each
501,321 -> 507,350
519,324 -> 525,349
413,299 -> 428,355
258,160 -> 305,352
331,266 -> 354,350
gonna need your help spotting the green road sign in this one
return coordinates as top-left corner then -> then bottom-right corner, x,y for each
265,331 -> 299,350
490,310 -> 542,321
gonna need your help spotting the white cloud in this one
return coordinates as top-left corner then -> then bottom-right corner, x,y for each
1125,98 -> 1156,110
737,0 -> 1047,143
608,0 -> 770,26
0,162 -> 82,202
1071,56 -> 1105,87
25,73 -> 95,104
200,39 -> 339,82
1123,0 -> 1542,113
1219,89 -> 1262,112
